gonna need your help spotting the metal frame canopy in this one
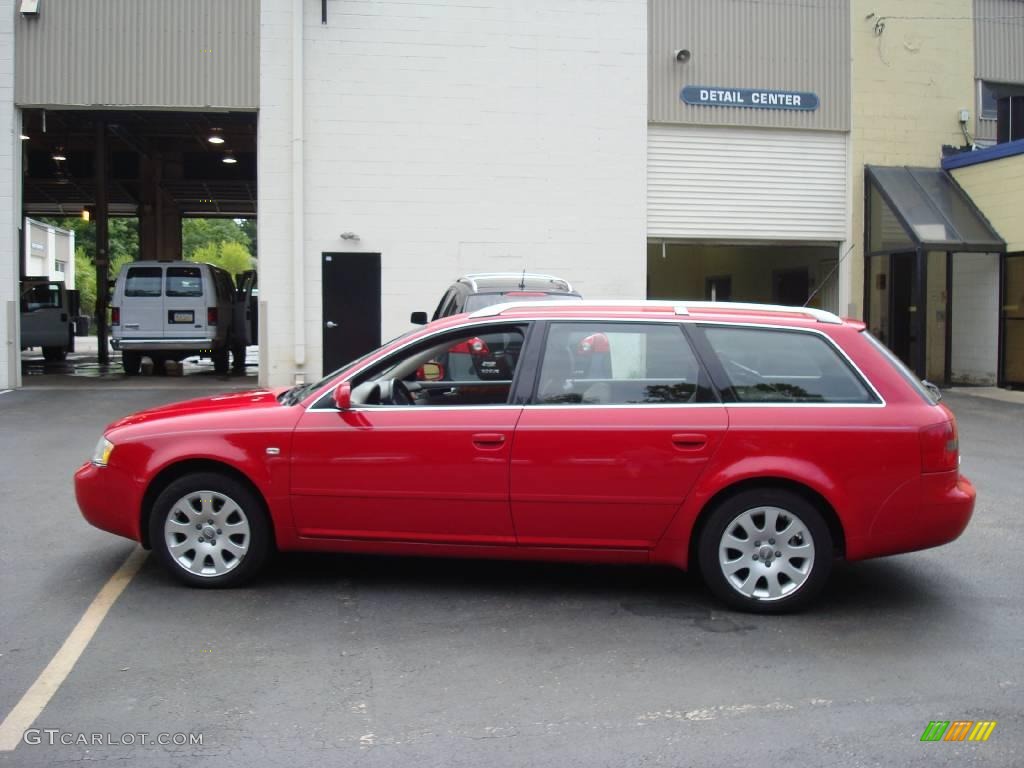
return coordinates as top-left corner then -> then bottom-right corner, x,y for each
866,165 -> 1005,255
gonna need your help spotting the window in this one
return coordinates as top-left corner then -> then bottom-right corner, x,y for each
166,266 -> 204,298
54,260 -> 66,274
20,282 -> 61,312
703,326 -> 877,404
980,81 -> 998,120
535,322 -> 710,405
349,326 -> 527,407
124,267 -> 163,298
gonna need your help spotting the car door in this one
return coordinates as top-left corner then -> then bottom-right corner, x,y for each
510,321 -> 728,549
118,265 -> 164,341
289,324 -> 530,544
163,265 -> 209,341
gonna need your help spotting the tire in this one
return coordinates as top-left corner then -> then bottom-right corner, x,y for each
212,347 -> 229,375
42,346 -> 67,362
698,488 -> 833,614
122,351 -> 141,376
149,472 -> 272,588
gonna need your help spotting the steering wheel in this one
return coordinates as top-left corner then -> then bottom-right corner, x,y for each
378,378 -> 414,406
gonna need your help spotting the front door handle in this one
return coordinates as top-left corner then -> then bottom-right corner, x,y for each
671,433 -> 708,451
325,320 -> 339,329
472,432 -> 506,449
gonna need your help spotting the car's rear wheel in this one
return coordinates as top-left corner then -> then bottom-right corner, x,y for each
42,345 -> 67,362
122,351 -> 141,375
149,472 -> 272,588
698,488 -> 832,613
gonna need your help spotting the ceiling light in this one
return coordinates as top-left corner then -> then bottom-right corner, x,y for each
207,128 -> 225,145
222,151 -> 237,164
81,208 -> 90,222
52,148 -> 67,161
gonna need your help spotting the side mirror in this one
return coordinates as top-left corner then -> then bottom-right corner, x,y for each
410,311 -> 428,325
333,381 -> 352,410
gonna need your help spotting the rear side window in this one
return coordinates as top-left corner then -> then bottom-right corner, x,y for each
166,267 -> 204,298
124,267 -> 163,297
702,326 -> 877,404
535,322 -> 713,404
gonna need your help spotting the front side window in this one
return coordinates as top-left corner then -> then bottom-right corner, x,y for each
124,267 -> 163,298
167,266 -> 204,298
348,326 -> 527,407
20,283 -> 61,312
703,326 -> 877,404
534,322 -> 711,405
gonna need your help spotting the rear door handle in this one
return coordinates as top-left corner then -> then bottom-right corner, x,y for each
671,433 -> 708,451
472,432 -> 506,448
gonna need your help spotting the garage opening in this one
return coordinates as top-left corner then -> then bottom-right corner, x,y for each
18,109 -> 257,383
646,242 -> 841,312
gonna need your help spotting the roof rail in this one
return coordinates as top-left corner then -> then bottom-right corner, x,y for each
468,299 -> 687,318
468,299 -> 843,324
680,301 -> 843,324
457,273 -> 573,292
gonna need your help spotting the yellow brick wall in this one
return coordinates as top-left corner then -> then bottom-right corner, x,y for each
849,0 -> 976,316
951,154 -> 1024,251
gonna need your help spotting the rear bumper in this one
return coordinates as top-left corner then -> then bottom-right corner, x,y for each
111,337 -> 217,351
74,461 -> 145,543
852,472 -> 976,560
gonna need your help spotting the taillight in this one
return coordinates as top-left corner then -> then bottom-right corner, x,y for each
504,291 -> 548,297
207,307 -> 218,326
111,307 -> 120,326
449,337 -> 489,356
920,419 -> 959,473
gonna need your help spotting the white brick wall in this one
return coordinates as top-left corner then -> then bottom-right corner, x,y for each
0,10 -> 19,390
951,252 -> 999,385
260,0 -> 648,385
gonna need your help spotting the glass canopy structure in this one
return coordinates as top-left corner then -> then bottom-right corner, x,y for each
864,166 -> 1005,381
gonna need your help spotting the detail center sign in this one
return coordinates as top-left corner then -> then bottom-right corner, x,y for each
681,86 -> 819,111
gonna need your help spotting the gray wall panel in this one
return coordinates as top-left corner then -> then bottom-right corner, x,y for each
974,0 -> 1024,84
649,0 -> 850,131
15,0 -> 258,109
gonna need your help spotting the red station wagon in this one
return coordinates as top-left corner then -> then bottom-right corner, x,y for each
75,301 -> 975,612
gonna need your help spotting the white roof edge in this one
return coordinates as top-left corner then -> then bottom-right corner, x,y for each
468,299 -> 843,324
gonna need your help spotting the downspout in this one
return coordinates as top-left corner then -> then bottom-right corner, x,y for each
291,0 -> 306,377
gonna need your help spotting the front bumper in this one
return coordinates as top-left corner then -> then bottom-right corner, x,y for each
74,461 -> 145,543
111,337 -> 216,352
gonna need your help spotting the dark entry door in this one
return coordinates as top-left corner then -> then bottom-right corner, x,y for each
889,252 -> 915,366
322,252 -> 381,373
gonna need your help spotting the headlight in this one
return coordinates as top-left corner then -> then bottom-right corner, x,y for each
91,436 -> 115,466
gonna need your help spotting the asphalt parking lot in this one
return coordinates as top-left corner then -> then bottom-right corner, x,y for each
0,384 -> 1021,767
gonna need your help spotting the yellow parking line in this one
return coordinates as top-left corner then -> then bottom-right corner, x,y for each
0,548 -> 148,751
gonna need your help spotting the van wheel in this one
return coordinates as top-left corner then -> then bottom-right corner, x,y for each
42,346 -> 67,362
122,351 -> 141,375
149,472 -> 273,588
698,488 -> 832,614
212,348 -> 229,375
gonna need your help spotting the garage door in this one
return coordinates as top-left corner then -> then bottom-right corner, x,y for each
648,124 -> 847,241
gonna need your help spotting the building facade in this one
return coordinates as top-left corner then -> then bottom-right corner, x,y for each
1,0 -> 1022,390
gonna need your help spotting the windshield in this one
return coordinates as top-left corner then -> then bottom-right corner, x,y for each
278,328 -> 422,405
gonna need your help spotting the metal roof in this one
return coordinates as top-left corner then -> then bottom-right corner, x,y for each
866,165 -> 1005,254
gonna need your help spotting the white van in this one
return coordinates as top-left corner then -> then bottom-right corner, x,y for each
111,261 -> 239,375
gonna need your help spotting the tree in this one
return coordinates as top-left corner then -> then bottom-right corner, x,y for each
182,219 -> 250,260
189,240 -> 254,276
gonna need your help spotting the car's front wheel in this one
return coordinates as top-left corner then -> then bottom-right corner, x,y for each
698,488 -> 833,613
149,472 -> 272,588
